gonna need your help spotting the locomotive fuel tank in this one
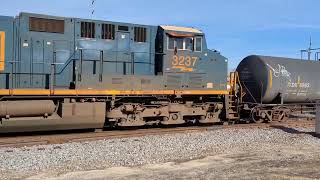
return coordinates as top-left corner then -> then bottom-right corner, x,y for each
237,55 -> 320,104
0,100 -> 56,118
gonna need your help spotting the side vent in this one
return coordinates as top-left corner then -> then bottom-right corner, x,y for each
102,24 -> 115,40
118,25 -> 129,31
134,27 -> 147,43
81,21 -> 95,38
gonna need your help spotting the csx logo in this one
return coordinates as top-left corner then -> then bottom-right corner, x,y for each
171,55 -> 198,72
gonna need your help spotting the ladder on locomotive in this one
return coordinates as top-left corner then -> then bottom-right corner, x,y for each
227,72 -> 244,120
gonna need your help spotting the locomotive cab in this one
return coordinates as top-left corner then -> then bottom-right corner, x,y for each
156,25 -> 228,91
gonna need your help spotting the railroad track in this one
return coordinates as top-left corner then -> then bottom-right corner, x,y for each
0,119 -> 315,149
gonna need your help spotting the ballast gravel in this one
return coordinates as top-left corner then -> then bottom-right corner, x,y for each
0,127 -> 320,179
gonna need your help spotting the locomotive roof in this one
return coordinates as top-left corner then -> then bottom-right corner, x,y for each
16,13 -> 204,34
160,25 -> 203,34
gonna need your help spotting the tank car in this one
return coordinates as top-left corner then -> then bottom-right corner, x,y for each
237,55 -> 319,122
0,12 -> 233,133
237,55 -> 320,104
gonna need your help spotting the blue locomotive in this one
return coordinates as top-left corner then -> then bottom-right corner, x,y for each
0,12 -> 235,132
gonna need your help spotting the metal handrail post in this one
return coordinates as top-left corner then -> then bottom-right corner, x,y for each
99,50 -> 103,82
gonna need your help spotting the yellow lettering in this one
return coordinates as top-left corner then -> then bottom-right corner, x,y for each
172,55 -> 179,66
185,56 -> 192,66
171,56 -> 198,72
192,57 -> 198,66
178,56 -> 184,65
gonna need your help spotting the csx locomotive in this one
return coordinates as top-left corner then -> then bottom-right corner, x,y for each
0,12 -> 234,132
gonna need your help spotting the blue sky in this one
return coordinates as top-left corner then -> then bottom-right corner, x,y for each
2,0 -> 320,70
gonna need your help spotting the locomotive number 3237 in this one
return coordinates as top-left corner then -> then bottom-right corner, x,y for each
172,55 -> 198,67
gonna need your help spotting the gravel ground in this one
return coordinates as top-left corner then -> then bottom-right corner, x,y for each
1,126 -> 320,179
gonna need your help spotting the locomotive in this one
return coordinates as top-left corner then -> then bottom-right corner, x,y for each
0,12 -> 317,133
0,12 -> 233,133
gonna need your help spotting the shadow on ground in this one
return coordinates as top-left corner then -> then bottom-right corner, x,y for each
271,125 -> 319,138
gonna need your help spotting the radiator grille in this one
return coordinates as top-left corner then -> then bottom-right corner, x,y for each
29,17 -> 64,34
81,21 -> 95,38
102,24 -> 115,40
134,27 -> 147,43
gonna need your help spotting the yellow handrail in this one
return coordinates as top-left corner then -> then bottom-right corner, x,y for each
229,71 -> 244,103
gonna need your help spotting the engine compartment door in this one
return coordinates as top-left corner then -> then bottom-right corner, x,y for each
0,16 -> 13,89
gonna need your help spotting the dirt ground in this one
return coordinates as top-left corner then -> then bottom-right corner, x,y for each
28,141 -> 320,180
29,153 -> 320,180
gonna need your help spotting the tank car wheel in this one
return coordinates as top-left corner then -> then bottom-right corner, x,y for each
272,106 -> 291,122
250,107 -> 264,123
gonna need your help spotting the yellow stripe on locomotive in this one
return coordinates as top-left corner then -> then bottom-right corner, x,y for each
0,31 -> 5,71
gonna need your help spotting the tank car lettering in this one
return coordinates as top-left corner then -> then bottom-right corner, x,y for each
288,82 -> 298,88
238,71 -> 251,80
266,63 -> 291,81
171,55 -> 198,72
288,75 -> 310,89
0,31 -> 5,71
297,92 -> 307,97
287,82 -> 310,88
300,82 -> 310,88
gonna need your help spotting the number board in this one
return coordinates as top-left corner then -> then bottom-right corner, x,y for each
171,55 -> 198,72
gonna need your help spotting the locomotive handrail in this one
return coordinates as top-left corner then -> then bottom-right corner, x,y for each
235,72 -> 244,103
54,49 -> 162,75
77,48 -> 165,55
55,48 -> 158,75
54,50 -> 77,75
4,49 -> 164,90
229,71 -> 245,103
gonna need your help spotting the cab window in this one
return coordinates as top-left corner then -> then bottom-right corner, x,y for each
185,38 -> 193,51
168,37 -> 175,49
168,36 -> 194,51
195,37 -> 202,52
176,38 -> 184,50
